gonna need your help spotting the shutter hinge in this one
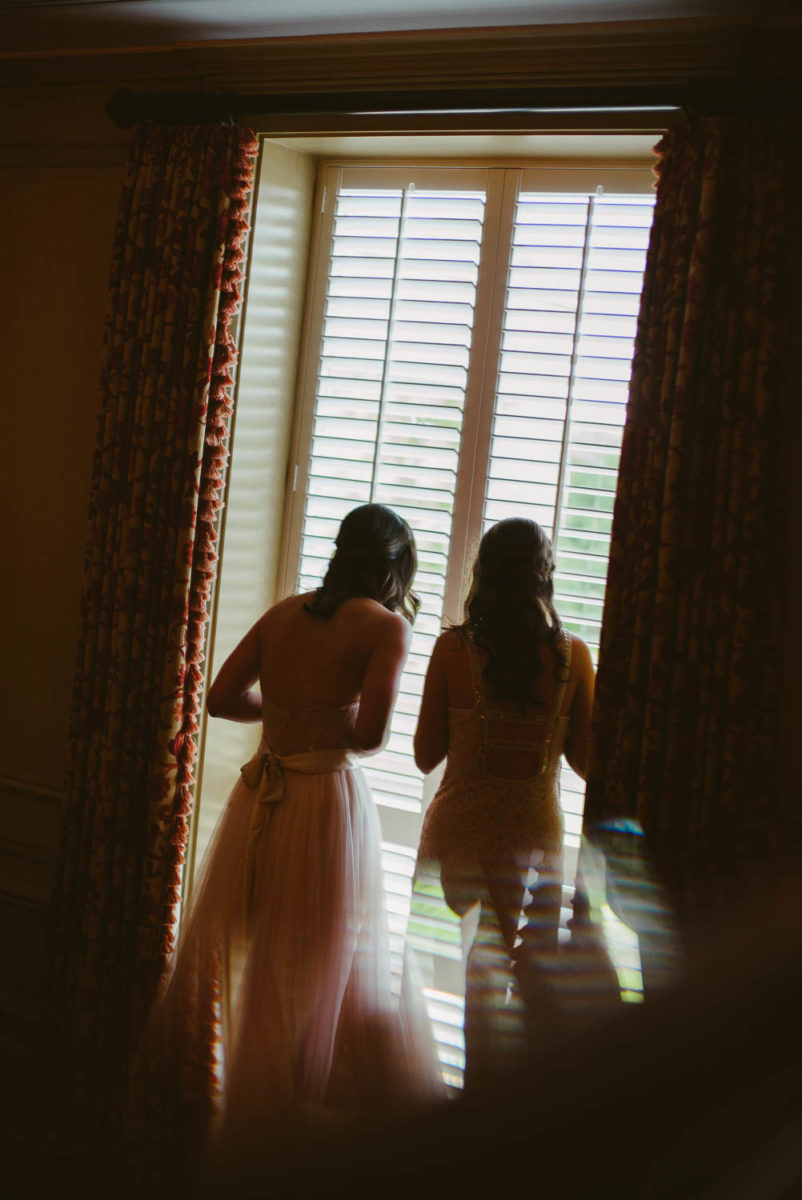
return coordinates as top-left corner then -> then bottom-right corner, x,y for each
292,463 -> 299,492
321,185 -> 327,214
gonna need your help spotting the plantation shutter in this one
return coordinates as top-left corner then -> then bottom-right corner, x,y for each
282,162 -> 655,1086
488,185 -> 656,846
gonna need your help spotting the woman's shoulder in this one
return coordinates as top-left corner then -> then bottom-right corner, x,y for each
333,596 -> 412,646
277,592 -> 310,613
259,593 -> 307,627
423,628 -> 470,675
428,629 -> 472,685
434,627 -> 469,654
564,630 -> 591,657
263,592 -> 389,622
564,632 -> 594,677
335,595 -> 405,624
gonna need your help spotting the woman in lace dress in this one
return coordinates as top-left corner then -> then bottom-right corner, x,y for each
413,518 -> 595,1085
138,504 -> 441,1179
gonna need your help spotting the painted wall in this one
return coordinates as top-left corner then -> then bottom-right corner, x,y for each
0,141 -> 124,1024
0,98 -> 129,1144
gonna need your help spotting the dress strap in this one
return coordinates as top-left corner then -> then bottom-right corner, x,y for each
466,638 -> 488,718
551,631 -> 573,718
467,630 -> 572,775
465,639 -> 490,769
467,630 -> 571,718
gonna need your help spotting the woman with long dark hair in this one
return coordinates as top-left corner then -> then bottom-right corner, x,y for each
413,518 -> 595,1084
139,504 -> 439,1172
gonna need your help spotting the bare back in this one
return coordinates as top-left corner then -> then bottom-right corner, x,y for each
257,593 -> 409,708
440,630 -> 577,719
415,628 -> 595,781
207,593 -> 411,757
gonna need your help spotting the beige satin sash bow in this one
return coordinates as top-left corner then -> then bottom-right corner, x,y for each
240,741 -> 358,923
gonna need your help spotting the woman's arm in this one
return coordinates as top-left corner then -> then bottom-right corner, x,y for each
563,636 -> 595,780
413,635 -> 449,774
205,622 -> 262,722
353,613 -> 411,753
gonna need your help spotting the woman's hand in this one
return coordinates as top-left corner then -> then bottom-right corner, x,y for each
205,622 -> 263,723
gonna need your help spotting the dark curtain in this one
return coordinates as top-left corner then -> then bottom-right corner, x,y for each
585,117 -> 800,927
50,123 -> 260,1108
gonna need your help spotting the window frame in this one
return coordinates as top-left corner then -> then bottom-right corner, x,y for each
276,157 -> 655,622
193,143 -> 658,1083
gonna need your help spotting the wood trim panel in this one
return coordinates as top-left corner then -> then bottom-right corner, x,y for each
0,141 -> 129,167
0,774 -> 61,910
0,772 -> 63,802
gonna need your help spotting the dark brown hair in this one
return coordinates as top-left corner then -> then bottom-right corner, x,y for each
457,518 -> 566,709
304,503 -> 420,624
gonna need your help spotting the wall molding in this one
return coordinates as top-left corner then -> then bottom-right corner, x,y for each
0,883 -> 51,912
1,17 -> 799,94
0,776 -> 58,1038
0,991 -> 44,1025
0,773 -> 61,910
0,140 -> 129,168
0,772 -> 63,802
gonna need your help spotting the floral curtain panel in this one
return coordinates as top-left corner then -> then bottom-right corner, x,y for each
585,117 -> 800,925
52,123 -> 259,1103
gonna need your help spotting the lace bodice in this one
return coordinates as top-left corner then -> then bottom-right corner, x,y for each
419,634 -> 572,862
260,694 -> 359,757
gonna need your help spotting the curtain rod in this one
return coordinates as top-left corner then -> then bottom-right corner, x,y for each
105,80 -> 797,130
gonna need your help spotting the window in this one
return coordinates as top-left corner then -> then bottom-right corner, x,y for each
193,142 -> 656,1086
276,160 -> 655,1082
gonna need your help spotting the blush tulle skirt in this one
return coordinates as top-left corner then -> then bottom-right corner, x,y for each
132,746 -> 442,1178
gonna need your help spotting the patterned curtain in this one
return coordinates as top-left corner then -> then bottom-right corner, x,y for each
51,123 -> 260,1107
585,117 -> 800,927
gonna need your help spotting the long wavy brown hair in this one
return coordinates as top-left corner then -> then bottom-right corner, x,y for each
456,518 -> 566,709
304,503 -> 420,624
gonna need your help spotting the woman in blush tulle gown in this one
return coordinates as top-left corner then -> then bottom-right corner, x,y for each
136,504 -> 442,1181
412,518 -> 595,1087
